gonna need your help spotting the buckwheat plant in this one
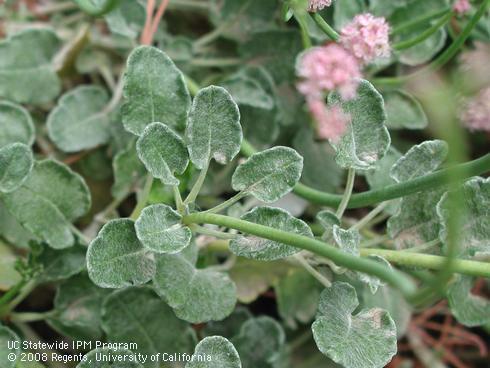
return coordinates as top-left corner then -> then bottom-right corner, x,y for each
0,0 -> 490,367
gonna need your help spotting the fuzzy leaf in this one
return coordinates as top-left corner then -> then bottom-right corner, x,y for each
447,275 -> 490,327
0,28 -> 61,104
111,143 -> 146,199
221,76 -> 274,110
87,219 -> 156,288
102,287 -> 196,368
122,46 -> 191,135
153,253 -> 237,323
329,80 -> 390,170
232,147 -> 303,202
105,0 -> 146,39
0,325 -> 20,368
187,336 -> 241,368
135,204 -> 191,253
312,282 -> 397,368
136,122 -> 189,185
47,86 -> 111,152
384,90 -> 428,130
78,348 -> 143,368
37,244 -> 86,283
0,101 -> 35,147
0,143 -> 33,193
437,177 -> 490,259
186,86 -> 242,169
1,160 -> 91,249
49,273 -> 110,341
333,225 -> 360,256
230,206 -> 312,261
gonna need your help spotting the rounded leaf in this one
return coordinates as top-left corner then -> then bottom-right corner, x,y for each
87,219 -> 156,288
384,90 -> 427,130
0,143 -> 33,193
187,336 -> 241,368
186,85 -> 242,169
136,122 -> 189,186
231,146 -> 303,203
135,204 -> 192,253
0,101 -> 35,147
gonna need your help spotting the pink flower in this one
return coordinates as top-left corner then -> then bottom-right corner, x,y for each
460,87 -> 490,132
308,99 -> 351,143
453,0 -> 471,15
340,13 -> 391,64
307,0 -> 333,12
297,44 -> 362,100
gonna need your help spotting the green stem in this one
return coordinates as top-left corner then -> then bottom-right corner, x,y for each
184,163 -> 209,205
203,191 -> 248,214
391,8 -> 451,36
311,13 -> 340,41
183,212 -> 417,297
130,174 -> 153,220
9,311 -> 56,323
361,248 -> 490,278
190,58 -> 242,67
72,0 -> 120,16
351,202 -> 388,231
336,169 -> 355,218
295,14 -> 312,48
173,186 -> 185,214
4,280 -> 37,315
294,254 -> 332,288
393,12 -> 453,51
402,239 -> 440,253
0,279 -> 27,312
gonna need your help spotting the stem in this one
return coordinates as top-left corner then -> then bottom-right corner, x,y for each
150,0 -> 170,40
203,191 -> 248,214
295,14 -> 312,48
191,225 -> 237,240
130,174 -> 154,220
4,280 -> 37,314
294,254 -> 332,288
183,212 -> 417,297
393,12 -> 453,51
402,239 -> 440,253
35,1 -> 78,15
9,311 -> 56,323
391,8 -> 451,36
0,279 -> 27,312
351,202 -> 388,231
311,13 -> 340,41
193,21 -> 230,50
190,58 -> 242,67
336,169 -> 355,218
361,249 -> 490,278
168,0 -> 209,11
173,186 -> 185,214
72,0 -> 120,16
184,163 -> 209,205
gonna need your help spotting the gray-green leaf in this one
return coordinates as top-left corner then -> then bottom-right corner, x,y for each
111,143 -> 146,200
186,86 -> 242,169
136,122 -> 189,185
0,101 -> 35,147
37,244 -> 86,283
0,143 -> 33,193
187,336 -> 242,368
230,206 -> 312,261
329,80 -> 390,170
384,90 -> 428,130
312,282 -> 397,368
0,325 -> 20,368
78,348 -> 143,368
0,28 -> 61,104
122,46 -> 191,135
47,86 -> 111,152
231,147 -> 303,203
153,253 -> 237,323
105,0 -> 146,39
135,204 -> 191,253
87,219 -> 156,288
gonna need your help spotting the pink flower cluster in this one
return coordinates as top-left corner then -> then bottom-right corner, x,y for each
460,87 -> 490,132
308,100 -> 351,143
307,0 -> 333,12
453,0 -> 471,15
340,13 -> 391,64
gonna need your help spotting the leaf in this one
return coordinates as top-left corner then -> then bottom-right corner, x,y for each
1,160 -> 91,249
122,46 -> 191,135
186,336 -> 242,368
0,101 -> 35,147
221,76 -> 274,110
204,307 -> 253,339
447,275 -> 490,327
329,80 -> 391,170
312,282 -> 397,368
0,241 -> 21,291
87,219 -> 156,288
111,143 -> 146,200
437,177 -> 490,259
136,122 -> 189,185
316,210 -> 340,243
231,147 -> 303,203
135,204 -> 192,253
102,287 -> 196,368
0,325 -> 20,368
186,86 -> 242,169
105,0 -> 146,39
0,28 -> 61,104
77,348 -> 143,368
384,90 -> 428,130
390,140 -> 448,183
37,244 -> 87,283
230,206 -> 312,261
0,143 -> 33,193
48,273 -> 110,341
333,225 -> 361,256
153,253 -> 237,323
231,316 -> 288,368
275,268 -> 322,329
47,86 -> 111,152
